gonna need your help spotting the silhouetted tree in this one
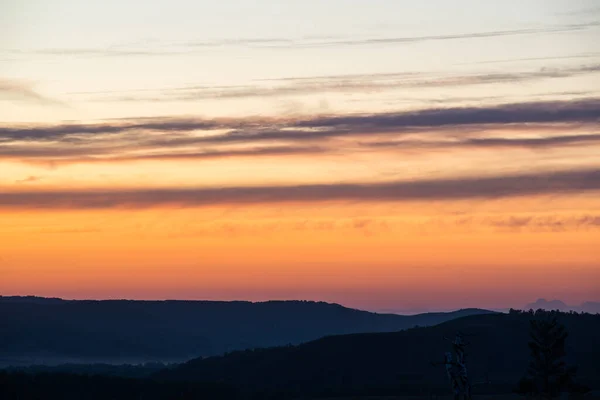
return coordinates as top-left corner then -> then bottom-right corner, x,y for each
515,316 -> 588,399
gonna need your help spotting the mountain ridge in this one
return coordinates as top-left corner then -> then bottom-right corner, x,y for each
155,310 -> 600,397
0,296 -> 494,366
525,298 -> 600,314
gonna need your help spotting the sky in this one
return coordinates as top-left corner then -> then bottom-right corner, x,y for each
1,0 -> 599,313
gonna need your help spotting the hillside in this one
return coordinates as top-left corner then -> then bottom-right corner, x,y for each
0,296 -> 492,366
156,311 -> 600,398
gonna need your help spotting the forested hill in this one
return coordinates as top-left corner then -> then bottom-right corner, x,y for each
156,310 -> 600,397
0,296 -> 492,366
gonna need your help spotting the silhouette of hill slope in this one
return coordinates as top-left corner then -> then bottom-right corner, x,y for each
0,296 -> 492,365
155,311 -> 600,397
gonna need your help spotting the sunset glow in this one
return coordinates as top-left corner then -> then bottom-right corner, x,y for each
1,0 -> 599,312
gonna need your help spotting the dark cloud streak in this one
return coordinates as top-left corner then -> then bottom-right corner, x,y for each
2,98 -> 599,164
1,168 -> 599,209
367,133 -> 600,150
2,98 -> 599,144
2,145 -> 328,164
3,133 -> 600,164
0,119 -> 222,141
292,98 -> 600,131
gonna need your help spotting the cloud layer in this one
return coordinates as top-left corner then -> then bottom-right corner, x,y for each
0,79 -> 64,106
1,168 -> 599,209
4,21 -> 597,59
3,98 -> 599,141
1,98 -> 599,164
79,63 -> 600,103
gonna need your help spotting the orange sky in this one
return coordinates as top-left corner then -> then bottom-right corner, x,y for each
2,193 -> 599,311
1,119 -> 600,311
2,1 -> 600,312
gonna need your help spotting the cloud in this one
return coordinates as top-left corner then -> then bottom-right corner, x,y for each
483,214 -> 600,232
1,98 -> 599,164
2,98 -> 599,145
35,227 -> 103,234
166,217 -> 392,238
445,213 -> 600,233
109,145 -> 327,162
0,168 -> 598,209
292,22 -> 599,48
4,48 -> 188,58
366,133 -> 600,151
0,118 -> 222,141
291,98 -> 600,132
0,145 -> 328,164
14,175 -> 41,184
457,52 -> 600,66
4,21 -> 597,59
0,145 -> 113,158
179,22 -> 599,50
557,6 -> 600,17
0,79 -> 64,106
192,24 -> 587,48
4,132 -> 599,165
85,63 -> 600,102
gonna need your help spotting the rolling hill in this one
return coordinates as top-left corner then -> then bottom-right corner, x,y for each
0,296 -> 492,366
155,310 -> 600,398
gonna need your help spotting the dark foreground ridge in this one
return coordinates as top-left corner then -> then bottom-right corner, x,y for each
1,310 -> 598,399
0,296 -> 492,365
154,310 -> 600,397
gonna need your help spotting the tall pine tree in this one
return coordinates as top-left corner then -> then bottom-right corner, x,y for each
515,314 -> 587,399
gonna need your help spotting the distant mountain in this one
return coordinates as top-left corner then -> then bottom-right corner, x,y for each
581,301 -> 600,314
0,296 -> 64,304
525,298 -> 600,314
156,311 -> 600,398
526,299 -> 571,311
0,296 -> 494,366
